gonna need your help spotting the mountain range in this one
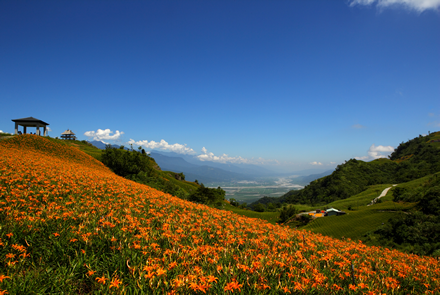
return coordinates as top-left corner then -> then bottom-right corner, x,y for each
88,140 -> 330,184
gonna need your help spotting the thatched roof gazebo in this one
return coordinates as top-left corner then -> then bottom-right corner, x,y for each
12,117 -> 49,136
61,129 -> 76,140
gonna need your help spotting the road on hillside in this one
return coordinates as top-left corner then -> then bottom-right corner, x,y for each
367,185 -> 397,206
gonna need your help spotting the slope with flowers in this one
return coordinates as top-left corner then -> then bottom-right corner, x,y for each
0,135 -> 439,294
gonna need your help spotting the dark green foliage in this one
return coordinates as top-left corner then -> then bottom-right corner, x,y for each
393,187 -> 408,202
374,212 -> 440,256
188,185 -> 226,205
229,198 -> 240,207
297,214 -> 312,225
101,145 -> 152,178
278,205 -> 298,223
418,186 -> 440,215
253,203 -> 266,212
249,195 -> 283,210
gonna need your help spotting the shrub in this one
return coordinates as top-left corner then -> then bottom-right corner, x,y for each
278,205 -> 298,223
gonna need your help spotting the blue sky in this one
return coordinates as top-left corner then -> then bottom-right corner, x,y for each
1,0 -> 439,172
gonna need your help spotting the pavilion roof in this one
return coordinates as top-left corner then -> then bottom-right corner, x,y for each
12,117 -> 49,126
61,129 -> 76,135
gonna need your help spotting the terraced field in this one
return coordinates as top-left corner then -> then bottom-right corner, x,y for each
304,208 -> 398,240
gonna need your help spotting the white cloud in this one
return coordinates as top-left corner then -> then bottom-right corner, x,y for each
84,129 -> 124,141
310,161 -> 323,165
0,130 -> 3,133
356,143 -> 394,160
352,124 -> 365,129
196,147 -> 278,165
127,139 -> 196,155
349,0 -> 440,12
47,127 -> 52,132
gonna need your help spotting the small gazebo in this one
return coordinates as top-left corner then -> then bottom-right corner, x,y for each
12,117 -> 49,136
61,129 -> 76,140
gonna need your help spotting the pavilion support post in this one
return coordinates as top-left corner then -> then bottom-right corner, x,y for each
15,123 -> 18,135
37,124 -> 40,136
24,126 -> 27,134
44,126 -> 47,136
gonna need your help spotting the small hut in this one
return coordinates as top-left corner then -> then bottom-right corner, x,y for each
61,129 -> 76,140
12,117 -> 49,136
325,208 -> 346,216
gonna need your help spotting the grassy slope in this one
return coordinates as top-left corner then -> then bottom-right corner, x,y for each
301,172 -> 440,241
1,135 -> 439,294
47,137 -> 200,194
304,209 -> 398,240
222,202 -> 280,224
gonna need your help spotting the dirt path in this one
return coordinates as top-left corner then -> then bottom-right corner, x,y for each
367,185 -> 397,206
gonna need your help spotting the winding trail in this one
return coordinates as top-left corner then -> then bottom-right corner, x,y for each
367,184 -> 397,206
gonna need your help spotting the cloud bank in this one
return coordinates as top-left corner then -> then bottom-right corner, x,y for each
349,0 -> 440,12
310,161 -> 323,165
356,144 -> 394,160
197,147 -> 278,165
128,139 -> 196,155
84,129 -> 124,141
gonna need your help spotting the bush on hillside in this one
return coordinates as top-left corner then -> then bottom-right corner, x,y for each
188,184 -> 226,205
278,205 -> 298,223
418,186 -> 440,215
101,145 -> 152,177
253,203 -> 266,212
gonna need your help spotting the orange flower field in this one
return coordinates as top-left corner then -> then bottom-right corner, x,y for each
0,135 -> 439,294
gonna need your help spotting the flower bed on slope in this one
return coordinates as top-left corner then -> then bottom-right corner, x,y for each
0,135 -> 439,294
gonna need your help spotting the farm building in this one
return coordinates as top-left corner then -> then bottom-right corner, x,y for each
326,208 -> 346,216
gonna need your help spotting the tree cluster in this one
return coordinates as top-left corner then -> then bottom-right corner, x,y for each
188,184 -> 226,206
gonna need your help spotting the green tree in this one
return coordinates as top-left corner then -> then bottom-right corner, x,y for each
419,187 -> 440,215
188,184 -> 226,205
278,205 -> 298,223
253,203 -> 265,212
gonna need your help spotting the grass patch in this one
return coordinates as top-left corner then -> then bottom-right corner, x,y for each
325,184 -> 395,211
222,202 -> 280,224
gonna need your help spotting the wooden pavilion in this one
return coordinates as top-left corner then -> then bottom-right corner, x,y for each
61,129 -> 76,140
12,117 -> 49,136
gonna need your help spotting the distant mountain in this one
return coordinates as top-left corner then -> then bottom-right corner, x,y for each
89,140 -> 107,149
89,141 -> 128,150
149,152 -> 250,183
150,150 -> 274,176
290,170 -> 334,186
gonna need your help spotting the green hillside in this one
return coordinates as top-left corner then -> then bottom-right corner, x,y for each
280,131 -> 440,206
300,171 -> 440,256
